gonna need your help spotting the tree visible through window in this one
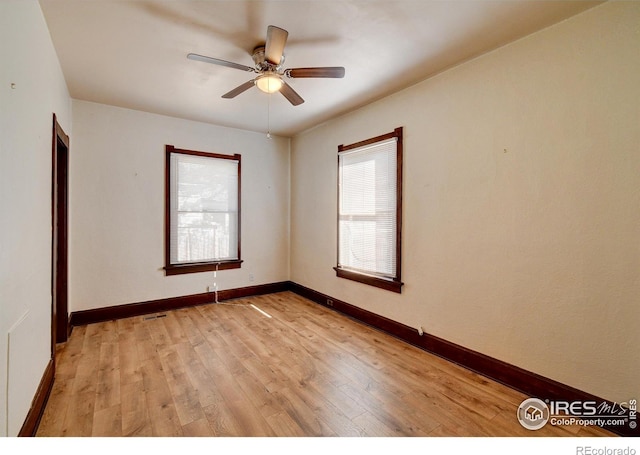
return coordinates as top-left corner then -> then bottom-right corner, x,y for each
164,145 -> 242,275
335,127 -> 403,293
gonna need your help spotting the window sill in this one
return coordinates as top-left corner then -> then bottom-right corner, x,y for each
334,267 -> 403,293
165,260 -> 243,276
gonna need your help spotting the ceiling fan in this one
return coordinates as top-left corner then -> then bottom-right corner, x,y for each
187,25 -> 345,106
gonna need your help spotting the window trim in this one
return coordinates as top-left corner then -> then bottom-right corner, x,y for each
164,144 -> 242,276
334,127 -> 404,293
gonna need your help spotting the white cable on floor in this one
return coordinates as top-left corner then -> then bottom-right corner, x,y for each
214,263 -> 219,304
210,299 -> 273,319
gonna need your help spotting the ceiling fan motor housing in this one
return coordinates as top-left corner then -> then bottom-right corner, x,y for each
252,45 -> 285,72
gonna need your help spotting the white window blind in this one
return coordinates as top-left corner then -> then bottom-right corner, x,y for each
169,152 -> 239,264
338,137 -> 397,278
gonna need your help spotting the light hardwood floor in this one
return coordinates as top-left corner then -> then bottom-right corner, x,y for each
36,291 -> 615,437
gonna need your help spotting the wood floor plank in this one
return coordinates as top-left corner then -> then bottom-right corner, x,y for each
134,320 -> 156,363
192,343 -> 248,405
37,291 -> 618,438
157,344 -> 206,427
223,398 -> 278,437
95,341 -> 120,412
294,379 -> 368,436
146,391 -> 184,437
35,377 -> 73,436
181,418 -> 215,437
308,375 -> 366,421
54,325 -> 86,381
173,341 -> 226,408
92,404 -> 122,437
353,411 -> 404,437
139,354 -> 169,394
271,387 -> 337,436
145,315 -> 174,351
265,411 -> 307,437
232,365 -> 282,420
140,351 -> 185,437
118,325 -> 143,386
59,389 -> 95,436
339,382 -> 434,436
162,312 -> 190,345
202,401 -> 241,436
121,380 -> 153,436
173,307 -> 206,347
401,389 -> 496,437
238,352 -> 288,395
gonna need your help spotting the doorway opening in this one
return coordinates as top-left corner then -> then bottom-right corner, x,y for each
51,114 -> 70,352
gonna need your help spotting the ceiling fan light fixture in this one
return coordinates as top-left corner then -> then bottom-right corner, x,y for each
255,74 -> 284,94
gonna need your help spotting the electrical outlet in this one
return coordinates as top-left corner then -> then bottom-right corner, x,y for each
208,285 -> 217,293
249,273 -> 254,282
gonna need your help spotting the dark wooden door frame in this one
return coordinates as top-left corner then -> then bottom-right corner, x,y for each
52,113 -> 70,352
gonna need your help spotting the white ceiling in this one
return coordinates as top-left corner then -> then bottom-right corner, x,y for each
39,0 -> 602,137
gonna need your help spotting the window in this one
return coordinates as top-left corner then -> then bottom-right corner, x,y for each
164,145 -> 242,275
335,127 -> 403,293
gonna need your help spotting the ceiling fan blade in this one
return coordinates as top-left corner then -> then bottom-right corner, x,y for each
265,25 -> 288,65
287,67 -> 346,78
187,53 -> 255,72
279,82 -> 304,106
222,80 -> 255,99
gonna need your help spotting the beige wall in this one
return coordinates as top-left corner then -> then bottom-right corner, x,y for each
0,1 -> 72,436
70,100 -> 290,312
290,1 -> 640,403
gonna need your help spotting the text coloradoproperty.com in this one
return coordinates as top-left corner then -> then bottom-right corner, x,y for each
551,417 -> 629,427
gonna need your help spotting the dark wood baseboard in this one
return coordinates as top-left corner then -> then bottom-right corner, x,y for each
18,359 -> 55,437
287,281 -> 637,437
70,281 -> 289,327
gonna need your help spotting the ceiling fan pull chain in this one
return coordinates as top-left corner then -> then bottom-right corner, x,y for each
267,93 -> 272,139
